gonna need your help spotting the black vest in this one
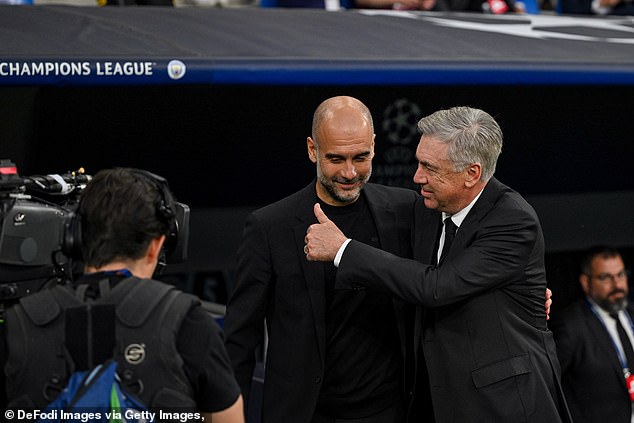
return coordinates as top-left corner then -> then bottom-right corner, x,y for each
5,277 -> 199,411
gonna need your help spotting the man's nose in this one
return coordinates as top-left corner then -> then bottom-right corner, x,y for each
614,274 -> 628,290
342,162 -> 358,179
413,166 -> 426,184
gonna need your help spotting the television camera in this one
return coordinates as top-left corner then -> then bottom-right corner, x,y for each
0,159 -> 90,306
0,159 -> 192,311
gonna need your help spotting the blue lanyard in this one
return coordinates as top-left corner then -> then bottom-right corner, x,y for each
102,269 -> 133,278
586,298 -> 634,372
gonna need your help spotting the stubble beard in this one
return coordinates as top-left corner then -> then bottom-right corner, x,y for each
317,171 -> 371,205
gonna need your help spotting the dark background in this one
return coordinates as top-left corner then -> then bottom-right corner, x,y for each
4,84 -> 634,203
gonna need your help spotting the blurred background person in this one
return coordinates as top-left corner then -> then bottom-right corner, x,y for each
551,245 -> 633,423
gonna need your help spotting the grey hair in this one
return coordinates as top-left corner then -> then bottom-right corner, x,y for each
311,96 -> 374,149
417,106 -> 502,181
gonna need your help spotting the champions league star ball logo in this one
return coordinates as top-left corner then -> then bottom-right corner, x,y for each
374,98 -> 420,190
381,98 -> 421,145
167,60 -> 186,80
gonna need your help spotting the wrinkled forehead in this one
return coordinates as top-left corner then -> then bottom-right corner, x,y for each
416,135 -> 451,162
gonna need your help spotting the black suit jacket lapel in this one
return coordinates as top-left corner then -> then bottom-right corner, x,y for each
413,199 -> 441,370
294,182 -> 327,364
364,184 -> 398,254
364,184 -> 409,361
584,301 -> 632,387
448,177 -> 501,261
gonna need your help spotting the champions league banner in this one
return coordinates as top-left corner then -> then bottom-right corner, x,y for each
2,8 -> 634,87
0,59 -> 188,85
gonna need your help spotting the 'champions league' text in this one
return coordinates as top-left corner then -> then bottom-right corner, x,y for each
0,61 -> 155,77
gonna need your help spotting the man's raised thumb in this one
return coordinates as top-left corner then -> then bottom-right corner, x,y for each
314,203 -> 330,223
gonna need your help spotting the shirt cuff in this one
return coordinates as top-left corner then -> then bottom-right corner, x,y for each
334,238 -> 352,268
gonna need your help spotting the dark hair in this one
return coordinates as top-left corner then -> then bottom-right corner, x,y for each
79,168 -> 172,268
580,245 -> 622,276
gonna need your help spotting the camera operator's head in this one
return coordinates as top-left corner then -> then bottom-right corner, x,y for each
78,167 -> 175,279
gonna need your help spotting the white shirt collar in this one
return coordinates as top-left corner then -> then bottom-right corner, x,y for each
442,186 -> 486,229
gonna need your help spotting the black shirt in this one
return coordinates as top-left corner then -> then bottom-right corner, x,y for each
316,194 -> 403,418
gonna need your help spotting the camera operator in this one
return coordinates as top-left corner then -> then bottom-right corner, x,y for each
1,167 -> 244,422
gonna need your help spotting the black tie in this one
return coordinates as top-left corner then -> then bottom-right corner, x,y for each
611,312 -> 634,370
440,217 -> 457,263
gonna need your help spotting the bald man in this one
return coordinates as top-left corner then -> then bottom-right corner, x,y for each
224,96 -> 420,423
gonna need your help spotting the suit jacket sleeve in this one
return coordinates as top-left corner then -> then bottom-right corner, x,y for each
224,212 -> 271,403
336,195 -> 541,308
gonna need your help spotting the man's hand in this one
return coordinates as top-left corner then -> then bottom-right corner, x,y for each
545,288 -> 552,321
305,203 -> 348,262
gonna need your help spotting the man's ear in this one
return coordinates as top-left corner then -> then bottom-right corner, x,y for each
464,163 -> 482,188
146,235 -> 166,263
579,273 -> 590,295
307,137 -> 318,164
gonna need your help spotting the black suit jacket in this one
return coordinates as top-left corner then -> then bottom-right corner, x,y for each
224,181 -> 418,423
336,177 -> 572,423
551,299 -> 634,423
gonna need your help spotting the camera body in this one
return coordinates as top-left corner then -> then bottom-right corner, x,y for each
1,199 -> 74,267
0,159 -> 88,302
